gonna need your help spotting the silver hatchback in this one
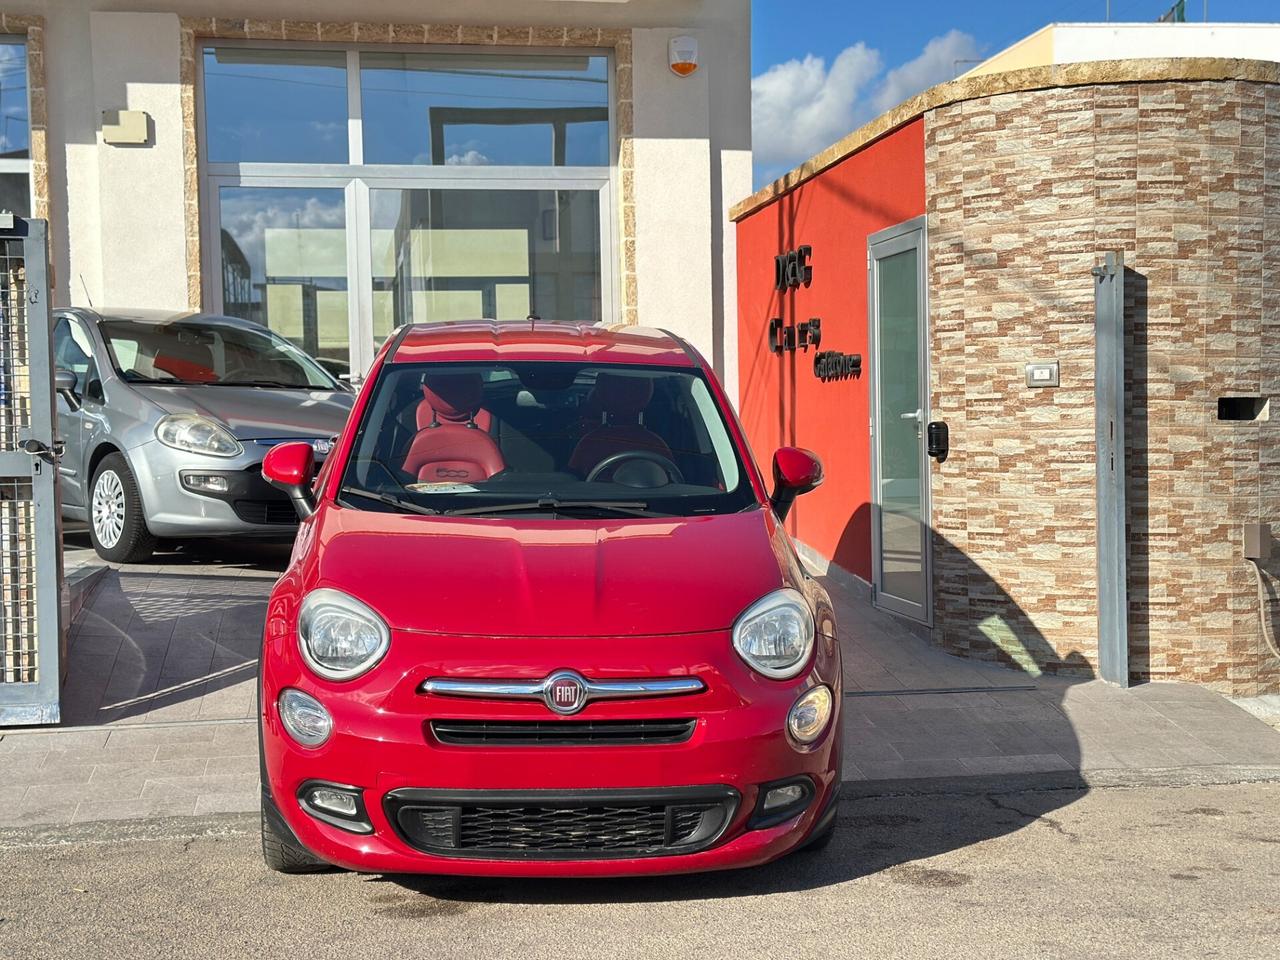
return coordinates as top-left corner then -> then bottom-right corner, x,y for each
52,308 -> 355,562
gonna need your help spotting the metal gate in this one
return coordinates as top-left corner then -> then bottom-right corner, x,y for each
0,216 -> 63,725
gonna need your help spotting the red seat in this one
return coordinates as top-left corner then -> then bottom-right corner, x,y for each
568,373 -> 672,477
402,373 -> 505,483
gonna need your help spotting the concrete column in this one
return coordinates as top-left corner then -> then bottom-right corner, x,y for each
89,12 -> 188,310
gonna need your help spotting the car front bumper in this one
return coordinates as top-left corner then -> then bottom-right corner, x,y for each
261,631 -> 843,877
129,438 -> 315,538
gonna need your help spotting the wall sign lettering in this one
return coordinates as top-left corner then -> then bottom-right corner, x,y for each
774,245 -> 812,290
813,350 -> 862,382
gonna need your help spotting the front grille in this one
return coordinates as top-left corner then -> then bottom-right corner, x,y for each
386,787 -> 738,860
430,718 -> 696,746
231,499 -> 298,525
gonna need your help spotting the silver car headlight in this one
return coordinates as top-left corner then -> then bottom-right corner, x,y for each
298,588 -> 390,681
155,414 -> 243,458
732,588 -> 815,679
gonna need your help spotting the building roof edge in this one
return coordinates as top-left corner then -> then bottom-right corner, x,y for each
730,56 -> 1280,222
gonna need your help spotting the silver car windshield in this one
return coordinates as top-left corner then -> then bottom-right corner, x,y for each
99,318 -> 337,389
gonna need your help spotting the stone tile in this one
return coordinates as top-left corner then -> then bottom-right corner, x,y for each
89,758 -> 209,783
958,754 -> 1075,775
2,761 -> 96,787
141,773 -> 257,800
0,799 -> 79,827
72,796 -> 197,823
0,730 -> 109,753
204,755 -> 258,776
194,791 -> 258,815
855,758 -> 971,780
154,736 -> 256,762
105,725 -> 220,749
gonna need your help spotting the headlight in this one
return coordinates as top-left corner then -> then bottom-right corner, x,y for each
298,588 -> 390,680
278,688 -> 332,747
732,588 -> 815,679
787,685 -> 833,744
155,414 -> 242,458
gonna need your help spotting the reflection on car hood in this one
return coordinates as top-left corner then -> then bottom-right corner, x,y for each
131,385 -> 353,440
310,506 -> 793,637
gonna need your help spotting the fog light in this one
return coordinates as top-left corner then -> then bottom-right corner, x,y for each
297,781 -> 371,834
763,782 -> 807,811
787,685 -> 833,744
181,472 -> 229,493
748,776 -> 815,830
310,788 -> 357,817
278,688 -> 332,747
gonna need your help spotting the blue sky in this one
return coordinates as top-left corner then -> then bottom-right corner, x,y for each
750,0 -> 1280,185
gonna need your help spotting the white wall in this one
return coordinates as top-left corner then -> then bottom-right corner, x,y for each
89,12 -> 188,309
1052,23 -> 1280,64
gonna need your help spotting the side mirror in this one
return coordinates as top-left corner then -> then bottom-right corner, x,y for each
770,446 -> 823,521
263,441 -> 317,519
54,368 -> 80,408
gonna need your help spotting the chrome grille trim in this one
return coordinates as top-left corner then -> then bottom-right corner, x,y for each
420,674 -> 705,705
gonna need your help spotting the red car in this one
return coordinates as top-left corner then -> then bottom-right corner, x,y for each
259,321 -> 840,877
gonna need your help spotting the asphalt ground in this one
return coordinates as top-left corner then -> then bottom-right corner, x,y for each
2,777 -> 1278,960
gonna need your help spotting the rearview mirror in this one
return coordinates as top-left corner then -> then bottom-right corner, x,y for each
54,368 -> 80,409
263,441 -> 317,519
770,447 -> 823,521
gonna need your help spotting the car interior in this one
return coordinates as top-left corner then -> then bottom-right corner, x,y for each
344,361 -> 751,511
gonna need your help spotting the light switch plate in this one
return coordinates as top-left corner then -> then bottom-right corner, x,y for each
1025,361 -> 1059,388
102,109 -> 149,145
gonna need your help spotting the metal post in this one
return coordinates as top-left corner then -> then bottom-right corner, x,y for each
1094,251 -> 1128,687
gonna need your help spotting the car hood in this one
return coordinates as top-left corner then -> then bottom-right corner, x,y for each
131,385 -> 353,440
307,506 -> 795,637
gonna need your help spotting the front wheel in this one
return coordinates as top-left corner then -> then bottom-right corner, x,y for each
89,453 -> 156,563
261,797 -> 328,874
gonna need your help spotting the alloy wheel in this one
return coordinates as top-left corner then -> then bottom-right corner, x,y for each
92,469 -> 126,549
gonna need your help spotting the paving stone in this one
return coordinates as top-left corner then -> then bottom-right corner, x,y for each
141,773 -> 258,800
958,754 -> 1076,775
194,791 -> 259,815
89,758 -> 210,783
72,796 -> 197,823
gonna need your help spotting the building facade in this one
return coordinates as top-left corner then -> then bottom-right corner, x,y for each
734,57 -> 1280,697
0,1 -> 750,393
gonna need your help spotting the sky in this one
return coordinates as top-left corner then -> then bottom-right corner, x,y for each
750,0 -> 1280,186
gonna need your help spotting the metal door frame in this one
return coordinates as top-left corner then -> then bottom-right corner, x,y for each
867,215 -> 932,626
0,217 -> 63,725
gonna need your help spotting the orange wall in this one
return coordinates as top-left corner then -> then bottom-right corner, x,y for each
735,119 -> 925,580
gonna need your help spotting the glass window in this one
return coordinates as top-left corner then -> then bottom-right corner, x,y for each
203,48 -> 348,163
340,362 -> 754,518
0,40 -> 28,160
360,53 -> 609,166
99,317 -> 337,390
217,186 -> 350,376
370,187 -> 601,335
53,319 -> 99,394
0,171 -> 29,217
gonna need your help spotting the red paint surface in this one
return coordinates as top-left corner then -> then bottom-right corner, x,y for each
262,323 -> 842,877
735,119 -> 926,579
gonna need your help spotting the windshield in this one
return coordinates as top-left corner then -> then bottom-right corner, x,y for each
339,361 -> 757,518
100,318 -> 338,389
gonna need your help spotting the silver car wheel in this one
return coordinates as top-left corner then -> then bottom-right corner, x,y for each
92,469 -> 126,549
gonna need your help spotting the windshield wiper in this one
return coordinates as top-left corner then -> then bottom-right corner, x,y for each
122,372 -> 189,385
339,486 -> 439,516
207,379 -> 308,389
445,498 -> 659,518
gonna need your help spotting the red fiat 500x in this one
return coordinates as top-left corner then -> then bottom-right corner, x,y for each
259,321 -> 840,877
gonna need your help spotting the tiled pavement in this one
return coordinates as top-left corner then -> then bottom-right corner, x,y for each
3,541 -> 1280,828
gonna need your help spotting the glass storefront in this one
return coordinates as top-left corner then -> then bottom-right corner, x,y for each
0,39 -> 31,217
200,45 -> 613,381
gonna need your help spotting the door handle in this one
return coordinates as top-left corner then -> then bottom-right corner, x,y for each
19,438 -> 64,464
899,409 -> 923,422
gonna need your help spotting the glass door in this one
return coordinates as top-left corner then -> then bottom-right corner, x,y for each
869,217 -> 930,624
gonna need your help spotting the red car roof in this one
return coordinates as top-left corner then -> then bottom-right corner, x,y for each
388,321 -> 699,368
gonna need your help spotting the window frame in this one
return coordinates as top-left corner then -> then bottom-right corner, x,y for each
196,39 -> 618,380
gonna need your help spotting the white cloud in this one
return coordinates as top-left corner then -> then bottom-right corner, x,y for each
445,149 -> 490,166
751,44 -> 881,171
869,30 -> 982,116
751,31 -> 980,186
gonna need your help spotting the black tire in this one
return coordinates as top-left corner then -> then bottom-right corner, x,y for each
261,799 -> 328,874
88,453 -> 157,564
801,818 -> 837,853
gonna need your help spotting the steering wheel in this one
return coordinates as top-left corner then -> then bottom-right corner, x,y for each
585,450 -> 685,484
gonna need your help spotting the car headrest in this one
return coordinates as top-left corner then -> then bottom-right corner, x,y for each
421,372 -> 484,423
592,373 -> 653,419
